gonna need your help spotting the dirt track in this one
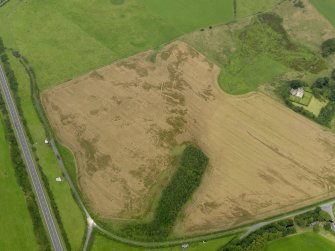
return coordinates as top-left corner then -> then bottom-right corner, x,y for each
42,41 -> 335,236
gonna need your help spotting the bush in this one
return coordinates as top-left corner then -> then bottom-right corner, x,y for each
123,145 -> 208,240
312,77 -> 329,89
332,69 -> 335,81
321,38 -> 335,57
324,222 -> 332,231
317,102 -> 335,126
289,80 -> 306,89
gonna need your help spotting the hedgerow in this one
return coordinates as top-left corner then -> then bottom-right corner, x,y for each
123,145 -> 208,240
220,219 -> 296,251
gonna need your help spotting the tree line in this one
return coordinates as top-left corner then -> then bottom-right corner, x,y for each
122,145 -> 209,241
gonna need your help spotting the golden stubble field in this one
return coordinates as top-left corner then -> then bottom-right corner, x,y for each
42,41 -> 335,236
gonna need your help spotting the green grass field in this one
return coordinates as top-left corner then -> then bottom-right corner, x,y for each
91,233 -> 235,251
0,0 -> 288,91
0,114 -> 39,251
310,0 -> 335,27
265,232 -> 335,251
7,53 -> 86,250
0,0 -> 235,90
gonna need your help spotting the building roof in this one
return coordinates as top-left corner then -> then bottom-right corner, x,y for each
290,87 -> 304,98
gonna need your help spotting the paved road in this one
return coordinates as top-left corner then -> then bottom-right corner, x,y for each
0,64 -> 63,251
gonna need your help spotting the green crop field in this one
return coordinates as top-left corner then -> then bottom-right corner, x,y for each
0,113 -> 39,251
265,232 -> 335,251
310,0 -> 335,27
91,233 -> 235,251
6,53 -> 86,250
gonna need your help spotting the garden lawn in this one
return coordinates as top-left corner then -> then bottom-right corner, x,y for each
310,0 -> 335,27
0,114 -> 38,251
289,91 -> 313,106
265,232 -> 335,251
7,53 -> 86,250
91,233 -> 235,251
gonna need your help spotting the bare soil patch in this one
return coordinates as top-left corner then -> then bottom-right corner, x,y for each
42,41 -> 335,236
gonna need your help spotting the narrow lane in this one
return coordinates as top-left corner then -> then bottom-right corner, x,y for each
0,63 -> 63,251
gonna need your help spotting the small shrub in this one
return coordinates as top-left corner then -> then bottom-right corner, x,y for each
321,38 -> 335,57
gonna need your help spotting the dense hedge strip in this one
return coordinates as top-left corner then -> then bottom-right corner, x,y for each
0,39 -> 71,250
123,145 -> 208,240
220,219 -> 296,251
294,207 -> 331,228
0,91 -> 51,250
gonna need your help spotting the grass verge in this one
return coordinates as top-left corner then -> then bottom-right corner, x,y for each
0,83 -> 51,250
1,44 -> 86,250
90,231 -> 235,251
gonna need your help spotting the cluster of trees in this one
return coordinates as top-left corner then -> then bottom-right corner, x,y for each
292,0 -> 304,8
321,38 -> 335,57
311,77 -> 335,101
0,94 -> 51,251
220,219 -> 296,251
294,207 -> 331,228
0,40 -> 71,250
123,145 -> 208,240
278,73 -> 335,127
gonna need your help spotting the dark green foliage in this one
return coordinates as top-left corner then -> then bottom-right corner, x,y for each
321,38 -> 335,57
324,222 -> 332,231
313,77 -> 329,89
239,12 -> 326,74
293,0 -> 304,8
332,69 -> 335,81
317,101 -> 335,126
0,37 -> 5,54
0,94 -> 51,251
123,145 -> 208,240
289,80 -> 306,89
220,219 -> 296,251
294,207 -> 331,227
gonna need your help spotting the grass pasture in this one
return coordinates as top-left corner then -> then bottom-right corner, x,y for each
91,232 -> 235,251
0,114 -> 39,251
0,0 -> 290,90
310,0 -> 335,27
0,0 -> 234,90
265,232 -> 335,251
42,41 -> 335,238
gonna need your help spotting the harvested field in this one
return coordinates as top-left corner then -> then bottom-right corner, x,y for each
42,41 -> 335,236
